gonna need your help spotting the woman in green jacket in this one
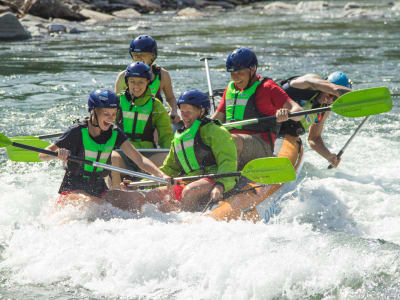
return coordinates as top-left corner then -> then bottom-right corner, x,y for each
143,90 -> 238,212
111,62 -> 173,189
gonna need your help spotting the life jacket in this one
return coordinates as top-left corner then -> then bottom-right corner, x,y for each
173,117 -> 217,175
119,89 -> 155,147
225,77 -> 281,144
81,126 -> 118,179
279,77 -> 322,136
150,65 -> 162,102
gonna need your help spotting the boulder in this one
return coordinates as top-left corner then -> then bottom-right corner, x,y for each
112,8 -> 141,18
130,0 -> 161,11
392,2 -> 400,10
0,12 -> 30,40
22,0 -> 86,21
177,7 -> 209,17
264,2 -> 296,11
80,8 -> 115,22
344,2 -> 361,10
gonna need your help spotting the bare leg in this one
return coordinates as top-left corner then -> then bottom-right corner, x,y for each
104,190 -> 145,212
111,150 -> 126,190
57,190 -> 107,208
231,133 -> 243,165
181,179 -> 214,212
144,186 -> 180,213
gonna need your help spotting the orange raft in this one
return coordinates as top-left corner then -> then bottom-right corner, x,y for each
207,134 -> 303,223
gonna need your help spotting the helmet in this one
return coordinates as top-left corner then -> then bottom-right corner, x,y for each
88,88 -> 120,112
129,35 -> 158,59
327,71 -> 352,88
125,62 -> 151,81
177,90 -> 210,111
226,47 -> 258,72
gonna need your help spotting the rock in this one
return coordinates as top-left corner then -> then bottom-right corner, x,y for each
344,2 -> 361,10
130,0 -> 161,11
0,12 -> 31,40
392,2 -> 400,10
22,0 -> 86,21
80,8 -> 115,22
47,24 -> 67,33
296,1 -> 328,10
343,9 -> 384,18
112,8 -> 142,18
177,7 -> 209,17
263,2 -> 296,11
0,4 -> 11,13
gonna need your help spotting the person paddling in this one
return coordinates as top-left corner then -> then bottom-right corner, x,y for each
39,88 -> 170,211
114,35 -> 180,124
111,62 -> 173,189
212,47 -> 303,170
134,90 -> 238,213
279,71 -> 353,168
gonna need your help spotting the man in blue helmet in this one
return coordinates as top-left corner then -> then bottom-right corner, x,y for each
212,47 -> 303,170
111,62 -> 173,189
279,72 -> 353,168
114,35 -> 180,124
39,88 -> 170,211
140,90 -> 238,212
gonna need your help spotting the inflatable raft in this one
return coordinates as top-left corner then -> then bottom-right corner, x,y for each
208,134 -> 303,223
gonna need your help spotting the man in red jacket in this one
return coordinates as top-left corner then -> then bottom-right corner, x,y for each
212,48 -> 303,169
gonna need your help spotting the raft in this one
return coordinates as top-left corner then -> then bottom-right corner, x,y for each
207,134 -> 303,223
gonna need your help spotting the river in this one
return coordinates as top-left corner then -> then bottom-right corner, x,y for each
1,1 -> 400,299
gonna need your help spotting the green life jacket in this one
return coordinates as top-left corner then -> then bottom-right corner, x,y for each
173,118 -> 217,175
81,126 -> 118,179
299,93 -> 320,131
225,78 -> 281,144
119,89 -> 155,147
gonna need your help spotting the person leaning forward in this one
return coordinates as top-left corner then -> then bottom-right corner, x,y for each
138,90 -> 238,213
212,47 -> 303,170
39,88 -> 171,211
111,62 -> 173,189
279,72 -> 353,168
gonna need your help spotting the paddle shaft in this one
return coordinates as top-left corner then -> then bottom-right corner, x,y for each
223,106 -> 331,128
327,116 -> 370,169
128,171 -> 242,187
200,57 -> 216,111
9,140 -> 167,184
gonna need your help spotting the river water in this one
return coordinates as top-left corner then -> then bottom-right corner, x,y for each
1,1 -> 400,299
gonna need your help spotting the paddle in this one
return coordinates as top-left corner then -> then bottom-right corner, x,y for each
0,133 -> 168,184
127,157 -> 296,188
327,116 -> 370,169
223,87 -> 392,128
200,57 -> 216,111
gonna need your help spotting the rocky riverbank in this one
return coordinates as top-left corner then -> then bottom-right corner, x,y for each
1,0 -> 398,41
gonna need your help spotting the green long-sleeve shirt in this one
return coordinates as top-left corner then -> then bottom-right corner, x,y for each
160,120 -> 238,193
116,89 -> 173,149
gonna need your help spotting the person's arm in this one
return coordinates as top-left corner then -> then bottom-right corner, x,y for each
202,124 -> 237,195
120,140 -> 169,179
159,145 -> 181,177
290,74 -> 351,97
39,143 -> 62,161
211,88 -> 227,122
114,71 -> 127,95
308,112 -> 340,167
152,100 -> 173,148
160,68 -> 179,122
276,99 -> 303,122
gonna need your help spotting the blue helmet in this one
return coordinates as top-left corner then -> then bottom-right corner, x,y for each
88,89 -> 120,112
178,90 -> 210,111
129,35 -> 158,59
327,71 -> 352,88
226,47 -> 258,72
125,62 -> 151,81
